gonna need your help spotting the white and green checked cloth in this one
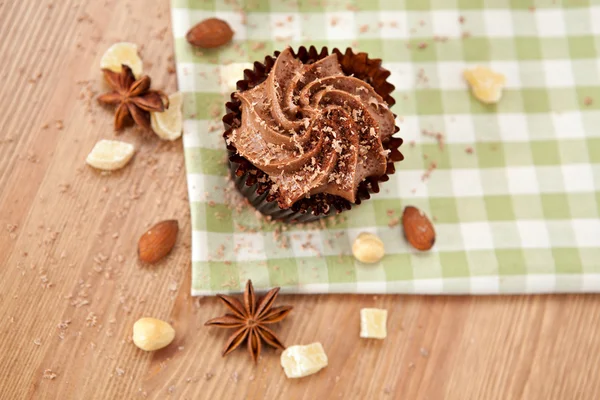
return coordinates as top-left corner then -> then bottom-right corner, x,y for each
171,0 -> 600,295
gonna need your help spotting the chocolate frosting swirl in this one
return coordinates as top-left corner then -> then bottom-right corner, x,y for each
228,48 -> 396,209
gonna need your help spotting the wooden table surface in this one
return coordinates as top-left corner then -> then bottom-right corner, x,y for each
1,1 -> 599,399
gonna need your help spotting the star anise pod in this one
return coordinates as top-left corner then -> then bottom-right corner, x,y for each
205,280 -> 293,363
97,64 -> 168,132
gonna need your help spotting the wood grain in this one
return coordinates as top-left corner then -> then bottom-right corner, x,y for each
1,1 -> 599,399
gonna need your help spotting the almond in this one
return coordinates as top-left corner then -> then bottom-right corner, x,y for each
186,18 -> 234,49
138,220 -> 178,263
402,206 -> 435,251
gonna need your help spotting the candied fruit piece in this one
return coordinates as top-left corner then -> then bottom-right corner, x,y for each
86,140 -> 135,171
100,42 -> 143,78
360,308 -> 387,339
281,343 -> 328,378
464,66 -> 506,104
151,92 -> 183,141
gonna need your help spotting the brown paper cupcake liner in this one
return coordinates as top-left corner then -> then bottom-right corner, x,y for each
222,46 -> 404,223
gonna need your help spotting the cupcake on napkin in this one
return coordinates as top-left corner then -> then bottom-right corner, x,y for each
223,46 -> 403,223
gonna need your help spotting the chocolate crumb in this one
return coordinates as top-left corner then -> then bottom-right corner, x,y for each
43,369 -> 57,380
421,162 -> 437,182
388,217 -> 400,228
251,42 -> 265,51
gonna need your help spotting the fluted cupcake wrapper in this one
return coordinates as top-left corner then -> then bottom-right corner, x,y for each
222,46 -> 404,223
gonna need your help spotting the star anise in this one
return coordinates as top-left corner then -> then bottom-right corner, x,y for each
97,64 -> 168,132
205,280 -> 293,363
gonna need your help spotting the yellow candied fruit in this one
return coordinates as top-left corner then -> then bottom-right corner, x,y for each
151,92 -> 183,141
360,308 -> 388,339
85,139 -> 135,171
100,42 -> 143,78
281,343 -> 328,378
463,66 -> 506,104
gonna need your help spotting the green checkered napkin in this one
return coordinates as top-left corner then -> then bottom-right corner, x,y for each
171,0 -> 600,295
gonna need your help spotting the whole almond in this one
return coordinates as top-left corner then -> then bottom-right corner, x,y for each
186,18 -> 234,49
402,206 -> 435,251
138,220 -> 178,263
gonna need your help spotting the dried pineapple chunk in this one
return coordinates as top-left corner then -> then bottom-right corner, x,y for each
464,66 -> 506,104
281,343 -> 328,378
100,42 -> 143,78
360,308 -> 387,339
151,92 -> 183,141
86,140 -> 135,171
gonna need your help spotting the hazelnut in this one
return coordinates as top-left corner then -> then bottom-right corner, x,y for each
132,317 -> 175,351
352,232 -> 385,264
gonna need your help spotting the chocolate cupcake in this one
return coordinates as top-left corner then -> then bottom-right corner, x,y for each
223,46 -> 403,223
